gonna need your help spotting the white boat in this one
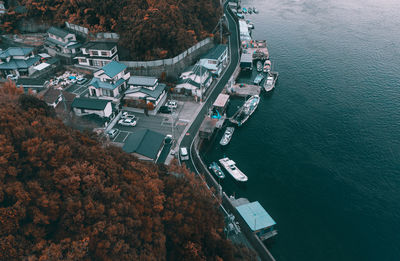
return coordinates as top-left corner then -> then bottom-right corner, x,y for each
230,95 -> 260,126
253,73 -> 264,85
264,71 -> 279,92
253,7 -> 259,14
219,157 -> 248,182
256,60 -> 263,72
263,60 -> 271,73
220,127 -> 235,146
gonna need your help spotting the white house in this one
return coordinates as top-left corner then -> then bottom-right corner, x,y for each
0,47 -> 40,77
87,61 -> 130,102
71,97 -> 113,118
75,41 -> 119,68
175,63 -> 213,97
199,44 -> 228,76
45,27 -> 81,60
123,76 -> 167,109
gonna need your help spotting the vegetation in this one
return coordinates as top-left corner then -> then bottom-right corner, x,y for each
2,0 -> 222,60
0,82 -> 255,260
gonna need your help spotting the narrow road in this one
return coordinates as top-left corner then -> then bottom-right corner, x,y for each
180,1 -> 239,172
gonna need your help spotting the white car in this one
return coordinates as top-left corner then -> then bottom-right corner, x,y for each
121,112 -> 136,119
166,100 -> 178,109
180,147 -> 189,161
107,129 -> 120,139
118,118 -> 137,126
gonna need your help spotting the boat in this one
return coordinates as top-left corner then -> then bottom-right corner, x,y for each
248,8 -> 252,14
253,7 -> 259,14
219,157 -> 248,182
209,162 -> 225,179
256,60 -> 263,72
230,95 -> 260,126
264,71 -> 279,92
242,7 -> 247,14
253,73 -> 264,85
248,22 -> 254,30
263,60 -> 271,73
220,127 -> 235,146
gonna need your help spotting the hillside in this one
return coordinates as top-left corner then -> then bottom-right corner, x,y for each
2,0 -> 222,60
0,82 -> 255,260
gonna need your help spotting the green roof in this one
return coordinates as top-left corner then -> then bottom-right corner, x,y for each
89,77 -> 125,90
201,44 -> 227,60
128,76 -> 158,87
100,61 -> 126,78
236,201 -> 276,231
183,63 -> 209,77
122,129 -> 165,160
0,57 -> 40,70
71,97 -> 111,110
0,47 -> 33,59
48,27 -> 70,38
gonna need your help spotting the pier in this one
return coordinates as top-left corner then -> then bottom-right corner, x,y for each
227,83 -> 261,97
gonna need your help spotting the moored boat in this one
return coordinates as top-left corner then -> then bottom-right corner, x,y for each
253,73 -> 264,85
263,59 -> 271,73
264,71 -> 279,92
256,60 -> 263,72
220,127 -> 235,146
230,95 -> 260,126
219,157 -> 248,182
242,7 -> 247,14
253,7 -> 258,14
209,162 -> 225,179
248,8 -> 252,14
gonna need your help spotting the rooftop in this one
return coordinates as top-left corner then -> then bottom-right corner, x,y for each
122,129 -> 165,160
100,61 -> 126,78
236,201 -> 276,231
213,93 -> 230,108
48,27 -> 71,38
16,77 -> 48,87
84,41 -> 116,51
125,83 -> 166,99
89,77 -> 125,90
71,97 -> 111,110
201,44 -> 227,60
128,76 -> 158,87
0,47 -> 33,58
183,63 -> 209,77
0,57 -> 40,70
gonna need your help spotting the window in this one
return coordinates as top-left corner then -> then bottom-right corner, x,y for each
91,51 -> 99,56
93,60 -> 102,67
102,89 -> 114,97
208,60 -> 217,64
101,51 -> 108,56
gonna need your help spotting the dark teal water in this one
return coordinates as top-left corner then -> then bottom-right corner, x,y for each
203,0 -> 400,260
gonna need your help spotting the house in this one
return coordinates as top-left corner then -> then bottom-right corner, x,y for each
87,61 -> 130,102
175,63 -> 213,98
44,27 -> 81,62
0,47 -> 40,78
71,97 -> 112,118
75,41 -> 119,68
122,129 -> 166,162
16,78 -> 49,93
199,44 -> 228,76
0,1 -> 6,15
39,88 -> 77,116
123,76 -> 167,110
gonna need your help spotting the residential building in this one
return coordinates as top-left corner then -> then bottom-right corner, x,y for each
87,61 -> 130,102
16,78 -> 49,94
122,129 -> 166,162
175,63 -> 213,98
124,76 -> 167,110
71,97 -> 112,118
0,47 -> 40,78
0,1 -> 6,15
39,88 -> 77,116
44,27 -> 81,62
199,44 -> 228,76
75,41 -> 119,68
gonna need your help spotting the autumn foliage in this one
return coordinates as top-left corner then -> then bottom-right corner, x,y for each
2,0 -> 222,60
0,84 -> 253,260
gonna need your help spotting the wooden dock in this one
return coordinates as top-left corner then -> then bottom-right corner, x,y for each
227,83 -> 261,97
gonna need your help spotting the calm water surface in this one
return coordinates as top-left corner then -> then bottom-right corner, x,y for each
203,0 -> 400,260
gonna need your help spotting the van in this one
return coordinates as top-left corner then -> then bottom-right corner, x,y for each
180,147 -> 189,161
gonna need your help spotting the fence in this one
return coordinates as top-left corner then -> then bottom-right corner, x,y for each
121,38 -> 215,79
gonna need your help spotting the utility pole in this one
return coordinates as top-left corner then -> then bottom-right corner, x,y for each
220,17 -> 223,44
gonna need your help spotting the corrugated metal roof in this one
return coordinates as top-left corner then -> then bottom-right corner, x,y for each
236,201 -> 276,231
128,76 -> 158,87
48,27 -> 70,38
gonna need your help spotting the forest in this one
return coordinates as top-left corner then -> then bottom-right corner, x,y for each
0,81 -> 255,260
2,0 -> 222,60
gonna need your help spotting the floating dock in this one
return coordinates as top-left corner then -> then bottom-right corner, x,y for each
227,83 -> 261,97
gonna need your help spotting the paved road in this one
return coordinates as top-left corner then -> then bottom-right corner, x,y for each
180,1 -> 240,172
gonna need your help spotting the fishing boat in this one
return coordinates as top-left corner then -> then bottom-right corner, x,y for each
256,60 -> 263,72
253,7 -> 259,14
219,157 -> 248,182
253,73 -> 264,85
248,8 -> 252,14
263,60 -> 271,73
230,95 -> 260,126
248,22 -> 255,30
242,7 -> 247,14
209,162 -> 225,179
264,71 -> 279,92
220,127 -> 235,146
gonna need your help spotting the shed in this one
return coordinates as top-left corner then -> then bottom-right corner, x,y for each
199,116 -> 218,140
213,93 -> 230,113
122,129 -> 165,162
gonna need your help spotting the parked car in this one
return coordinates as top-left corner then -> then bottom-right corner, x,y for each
165,134 -> 173,144
118,117 -> 137,126
121,112 -> 136,119
77,77 -> 88,85
166,100 -> 178,109
180,147 -> 189,161
107,129 -> 120,139
159,106 -> 172,114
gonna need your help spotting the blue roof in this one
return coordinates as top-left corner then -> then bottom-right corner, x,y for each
100,61 -> 127,78
201,44 -> 227,60
0,57 -> 40,70
0,47 -> 33,59
236,201 -> 276,231
89,77 -> 125,90
125,83 -> 166,99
